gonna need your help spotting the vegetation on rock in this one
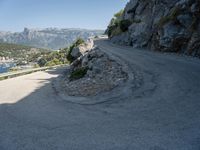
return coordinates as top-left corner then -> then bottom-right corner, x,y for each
106,0 -> 200,57
66,38 -> 85,63
106,9 -> 124,37
38,49 -> 69,67
106,9 -> 140,38
38,38 -> 85,67
119,19 -> 133,32
69,67 -> 88,81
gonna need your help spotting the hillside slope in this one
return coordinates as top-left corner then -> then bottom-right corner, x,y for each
0,43 -> 49,61
106,0 -> 200,57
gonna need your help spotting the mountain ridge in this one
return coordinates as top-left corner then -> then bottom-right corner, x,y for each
0,27 -> 104,50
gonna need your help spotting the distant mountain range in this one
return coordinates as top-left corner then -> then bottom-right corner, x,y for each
0,28 -> 104,50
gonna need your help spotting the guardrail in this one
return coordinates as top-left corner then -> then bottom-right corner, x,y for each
0,64 -> 68,81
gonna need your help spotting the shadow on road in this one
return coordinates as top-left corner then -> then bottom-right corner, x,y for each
0,67 -> 122,150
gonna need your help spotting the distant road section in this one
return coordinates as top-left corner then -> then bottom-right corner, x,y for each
0,65 -> 67,80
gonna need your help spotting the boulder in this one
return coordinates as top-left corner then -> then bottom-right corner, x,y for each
71,47 -> 82,58
70,38 -> 94,59
156,22 -> 191,52
66,47 -> 128,96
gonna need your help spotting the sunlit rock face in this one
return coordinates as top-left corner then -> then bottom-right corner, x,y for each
0,28 -> 103,50
109,0 -> 200,57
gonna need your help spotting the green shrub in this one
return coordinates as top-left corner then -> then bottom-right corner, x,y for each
38,58 -> 47,67
66,38 -> 85,63
70,67 -> 88,80
111,26 -> 123,36
107,25 -> 122,37
106,25 -> 116,37
106,9 -> 125,38
66,45 -> 75,63
45,58 -> 62,67
106,8 -> 143,38
74,38 -> 85,47
119,19 -> 132,32
114,9 -> 124,19
106,18 -> 142,37
36,41 -> 77,67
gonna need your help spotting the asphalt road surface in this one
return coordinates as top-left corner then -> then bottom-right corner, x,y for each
0,39 -> 200,150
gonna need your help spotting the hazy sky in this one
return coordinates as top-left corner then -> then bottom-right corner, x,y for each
0,0 -> 128,32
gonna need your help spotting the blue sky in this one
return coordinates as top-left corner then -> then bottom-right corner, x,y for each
0,0 -> 128,32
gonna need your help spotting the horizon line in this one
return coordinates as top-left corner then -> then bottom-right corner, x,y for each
0,27 -> 106,33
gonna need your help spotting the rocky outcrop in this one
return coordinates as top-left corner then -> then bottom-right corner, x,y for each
108,0 -> 200,57
0,28 -> 103,50
63,43 -> 128,96
70,39 -> 94,59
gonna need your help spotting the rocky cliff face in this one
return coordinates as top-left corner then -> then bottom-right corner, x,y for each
0,28 -> 103,50
108,0 -> 200,57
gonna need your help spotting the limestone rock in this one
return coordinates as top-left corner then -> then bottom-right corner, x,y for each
71,39 -> 94,59
65,47 -> 128,97
108,0 -> 200,57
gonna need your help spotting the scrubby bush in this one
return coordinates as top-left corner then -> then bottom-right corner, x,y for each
106,9 -> 124,38
37,38 -> 85,67
107,25 -> 121,37
106,10 -> 140,37
38,58 -> 47,67
119,19 -> 132,32
37,50 -> 67,67
107,19 -> 133,37
114,9 -> 124,19
66,38 -> 85,63
69,67 -> 88,80
66,45 -> 75,63
74,38 -> 85,46
45,58 -> 62,67
111,26 -> 123,37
